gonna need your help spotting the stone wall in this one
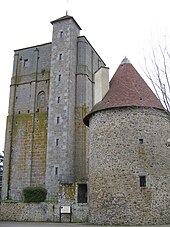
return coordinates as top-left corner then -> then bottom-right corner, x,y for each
46,17 -> 81,199
2,43 -> 51,200
88,107 -> 170,225
75,36 -> 106,181
0,202 -> 88,222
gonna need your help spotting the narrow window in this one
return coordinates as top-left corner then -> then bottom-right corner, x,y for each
139,139 -> 143,144
23,59 -> 28,67
36,108 -> 39,112
78,184 -> 87,203
55,167 -> 58,175
57,96 -> 60,103
27,110 -> 30,113
56,138 -> 59,146
57,116 -> 60,124
18,111 -> 20,114
58,74 -> 61,82
140,176 -> 146,187
59,53 -> 62,60
60,31 -> 63,38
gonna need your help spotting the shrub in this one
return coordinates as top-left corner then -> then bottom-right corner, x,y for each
23,186 -> 47,203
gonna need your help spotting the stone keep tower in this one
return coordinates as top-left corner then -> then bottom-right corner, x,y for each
46,16 -> 82,199
46,15 -> 108,200
2,15 -> 107,201
84,58 -> 170,225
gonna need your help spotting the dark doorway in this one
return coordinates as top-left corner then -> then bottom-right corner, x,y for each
77,184 -> 87,203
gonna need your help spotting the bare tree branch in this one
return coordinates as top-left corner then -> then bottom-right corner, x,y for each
142,36 -> 170,111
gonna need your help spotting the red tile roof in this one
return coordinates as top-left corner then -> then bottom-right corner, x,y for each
84,58 -> 164,126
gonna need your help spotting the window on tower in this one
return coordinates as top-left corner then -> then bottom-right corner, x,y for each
60,31 -> 63,38
56,139 -> 59,146
57,96 -> 60,103
57,116 -> 60,124
23,59 -> 29,67
139,175 -> 146,187
37,91 -> 46,109
59,53 -> 62,60
139,139 -> 144,144
55,167 -> 58,175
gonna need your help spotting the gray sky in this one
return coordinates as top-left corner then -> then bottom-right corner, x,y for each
0,0 -> 170,152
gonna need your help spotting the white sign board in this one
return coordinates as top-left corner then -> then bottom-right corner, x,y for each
60,206 -> 71,214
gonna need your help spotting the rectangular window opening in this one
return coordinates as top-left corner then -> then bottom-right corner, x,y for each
78,184 -> 87,203
139,139 -> 143,144
59,53 -> 62,60
140,175 -> 146,187
57,96 -> 60,103
56,138 -> 59,146
60,31 -> 63,38
24,59 -> 29,67
57,116 -> 60,124
55,167 -> 58,175
58,74 -> 61,82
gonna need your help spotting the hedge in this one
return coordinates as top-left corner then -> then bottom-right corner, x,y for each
23,186 -> 47,203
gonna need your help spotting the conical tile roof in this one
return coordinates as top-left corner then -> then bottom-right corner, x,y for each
84,58 -> 164,126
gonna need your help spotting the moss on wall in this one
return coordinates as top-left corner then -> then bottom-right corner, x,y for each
58,183 -> 76,202
6,112 -> 48,197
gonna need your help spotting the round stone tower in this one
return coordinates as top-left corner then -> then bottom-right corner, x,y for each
84,58 -> 170,225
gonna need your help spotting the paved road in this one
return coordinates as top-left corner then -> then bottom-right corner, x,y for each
1,223 -> 170,227
0,222 -> 81,227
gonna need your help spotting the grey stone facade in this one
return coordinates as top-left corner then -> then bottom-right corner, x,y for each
2,15 -> 105,201
2,43 -> 51,200
87,108 -> 170,225
3,14 -> 170,226
46,17 -> 105,199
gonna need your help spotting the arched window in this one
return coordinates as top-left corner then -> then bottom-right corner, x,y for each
37,91 -> 46,110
